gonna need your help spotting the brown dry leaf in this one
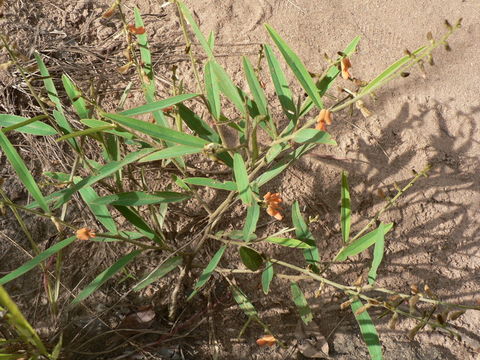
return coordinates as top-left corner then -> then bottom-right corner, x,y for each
295,320 -> 330,359
256,335 -> 277,347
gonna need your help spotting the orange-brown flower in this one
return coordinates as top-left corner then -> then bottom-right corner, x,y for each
256,335 -> 277,347
263,192 -> 283,221
315,109 -> 332,131
127,24 -> 146,35
76,227 -> 96,241
341,57 -> 352,80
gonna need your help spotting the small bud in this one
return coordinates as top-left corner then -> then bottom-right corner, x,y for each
455,18 -> 463,28
444,19 -> 452,31
444,42 -> 452,52
388,313 -> 399,329
428,55 -> 435,66
400,72 -> 410,78
424,284 -> 435,298
102,2 -> 118,18
340,297 -> 356,310
354,303 -> 373,316
426,31 -> 433,41
409,295 -> 420,314
410,284 -> 419,294
404,49 -> 412,57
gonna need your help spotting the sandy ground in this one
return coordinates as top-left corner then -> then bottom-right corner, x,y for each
0,0 -> 479,359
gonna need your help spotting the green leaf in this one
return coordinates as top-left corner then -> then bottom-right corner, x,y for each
134,8 -> 167,127
62,74 -> 89,119
292,201 -> 320,267
368,235 -> 385,285
183,177 -> 237,191
91,191 -> 190,206
115,206 -> 161,243
239,246 -> 263,271
0,132 -> 50,213
351,299 -> 383,360
243,202 -> 260,242
242,56 -> 268,116
0,114 -> 56,135
207,30 -> 215,50
341,171 -> 351,243
34,52 -> 79,150
177,1 -> 214,58
0,237 -> 76,286
231,285 -> 258,318
46,172 -> 117,233
104,113 -> 209,148
335,223 -> 393,262
70,250 -> 142,305
264,44 -> 296,122
56,125 -> 115,142
233,153 -> 252,204
188,245 -> 227,300
293,128 -> 337,145
265,237 -> 314,249
359,46 -> 426,97
261,261 -> 274,295
210,61 -> 247,117
290,282 -> 313,325
204,61 -> 221,119
120,93 -> 199,117
81,119 -> 135,140
256,144 -> 314,187
134,256 -> 183,290
265,25 -> 323,109
138,145 -> 202,163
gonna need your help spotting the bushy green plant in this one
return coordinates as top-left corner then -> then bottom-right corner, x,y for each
0,2 -> 474,358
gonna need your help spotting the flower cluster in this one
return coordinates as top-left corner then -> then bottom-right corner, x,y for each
76,227 -> 96,241
263,192 -> 283,220
341,57 -> 352,79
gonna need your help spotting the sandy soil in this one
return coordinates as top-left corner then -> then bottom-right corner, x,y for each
0,0 -> 479,359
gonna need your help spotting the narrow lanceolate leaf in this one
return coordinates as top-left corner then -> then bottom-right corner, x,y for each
45,172 -> 117,233
265,25 -> 323,109
0,114 -> 56,135
293,129 -> 337,145
120,93 -> 199,117
265,237 -> 314,249
264,44 -> 296,122
71,250 -> 142,305
242,56 -> 268,116
134,8 -> 167,127
368,235 -> 385,285
292,201 -> 320,267
91,191 -> 190,206
104,113 -> 209,148
40,148 -> 155,209
207,30 -> 215,51
56,125 -> 115,142
177,0 -> 214,58
341,171 -> 351,243
205,61 -> 221,119
183,177 -> 237,191
115,206 -> 162,243
290,282 -> 313,325
243,202 -> 260,242
351,299 -> 383,360
138,145 -> 202,163
262,261 -> 274,295
134,256 -> 183,290
0,132 -> 50,213
239,247 -> 263,271
233,153 -> 252,205
62,74 -> 89,119
188,245 -> 227,300
231,285 -> 258,318
335,223 -> 393,262
210,61 -> 247,117
359,46 -> 426,97
0,237 -> 76,286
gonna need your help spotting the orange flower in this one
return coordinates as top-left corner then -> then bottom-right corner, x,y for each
256,335 -> 277,347
341,57 -> 352,80
76,227 -> 96,241
263,192 -> 283,221
315,109 -> 332,131
127,24 -> 146,35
